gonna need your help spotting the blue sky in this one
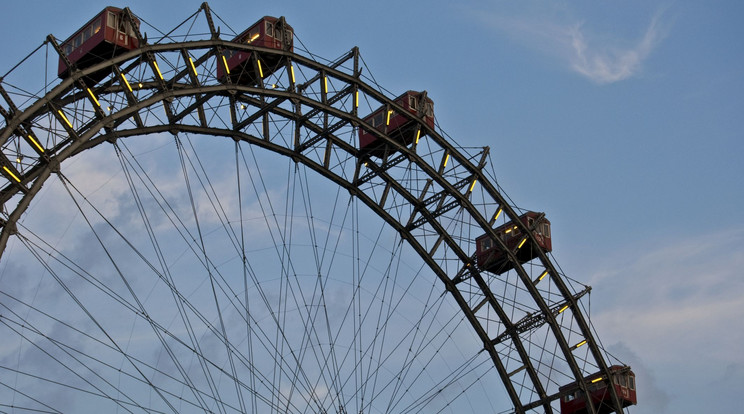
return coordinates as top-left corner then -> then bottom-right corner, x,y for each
1,1 -> 743,413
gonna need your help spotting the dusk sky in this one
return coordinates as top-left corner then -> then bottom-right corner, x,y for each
1,1 -> 742,413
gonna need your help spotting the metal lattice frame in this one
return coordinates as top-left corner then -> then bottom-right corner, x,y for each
0,4 -> 626,413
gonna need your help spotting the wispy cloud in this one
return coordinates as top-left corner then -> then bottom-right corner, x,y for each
591,228 -> 744,358
477,8 -> 668,84
568,16 -> 664,84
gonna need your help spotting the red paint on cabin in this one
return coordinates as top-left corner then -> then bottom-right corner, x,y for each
475,211 -> 552,275
57,7 -> 140,83
359,91 -> 434,158
559,365 -> 637,414
217,16 -> 293,85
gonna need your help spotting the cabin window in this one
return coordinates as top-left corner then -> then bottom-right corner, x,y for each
480,238 -> 493,251
93,19 -> 102,35
542,222 -> 550,238
536,221 -> 547,236
266,21 -> 274,37
628,376 -> 635,390
424,102 -> 434,117
124,19 -> 137,37
409,95 -> 418,111
82,26 -> 91,42
65,43 -> 73,55
73,35 -> 81,48
275,27 -> 283,41
107,12 -> 117,29
285,30 -> 293,44
565,391 -> 580,402
372,112 -> 384,128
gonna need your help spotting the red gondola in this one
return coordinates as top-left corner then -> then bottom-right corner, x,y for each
217,16 -> 293,85
475,211 -> 552,275
57,7 -> 140,84
359,90 -> 434,158
560,365 -> 637,414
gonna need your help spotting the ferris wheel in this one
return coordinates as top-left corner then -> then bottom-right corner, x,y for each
0,4 -> 636,413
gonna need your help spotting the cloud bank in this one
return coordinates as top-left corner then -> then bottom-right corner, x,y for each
589,227 -> 744,412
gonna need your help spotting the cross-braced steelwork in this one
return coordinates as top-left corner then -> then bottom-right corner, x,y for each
0,4 -> 630,413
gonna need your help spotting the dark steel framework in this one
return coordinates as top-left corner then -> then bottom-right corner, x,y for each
0,4 -> 627,413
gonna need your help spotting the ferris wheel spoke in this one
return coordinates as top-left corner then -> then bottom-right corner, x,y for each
54,146 -> 280,410
113,145 -> 234,411
0,285 -> 241,413
112,140 -> 322,412
0,4 -> 634,413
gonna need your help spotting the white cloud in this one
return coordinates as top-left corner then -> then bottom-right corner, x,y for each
568,16 -> 663,84
477,8 -> 667,84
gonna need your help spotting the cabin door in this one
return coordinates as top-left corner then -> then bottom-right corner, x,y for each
117,15 -> 129,46
117,28 -> 129,46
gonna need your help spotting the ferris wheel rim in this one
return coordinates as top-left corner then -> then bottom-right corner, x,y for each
0,5 -> 628,413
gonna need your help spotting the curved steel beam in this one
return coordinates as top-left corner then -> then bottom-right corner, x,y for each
0,32 -> 625,413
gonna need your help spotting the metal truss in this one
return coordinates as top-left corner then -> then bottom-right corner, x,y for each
0,4 -> 626,413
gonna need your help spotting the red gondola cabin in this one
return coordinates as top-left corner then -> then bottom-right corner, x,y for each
217,16 -> 293,85
559,365 -> 637,414
475,211 -> 552,275
359,91 -> 434,158
57,7 -> 140,84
